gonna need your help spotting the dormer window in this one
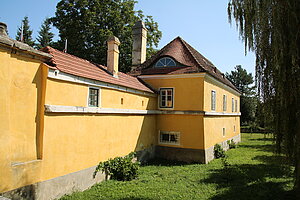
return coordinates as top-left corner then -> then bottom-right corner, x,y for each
155,57 -> 176,67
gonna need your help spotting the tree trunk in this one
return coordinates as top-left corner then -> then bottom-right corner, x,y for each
295,39 -> 300,197
295,118 -> 300,197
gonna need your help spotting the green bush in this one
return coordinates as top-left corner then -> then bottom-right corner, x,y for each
214,144 -> 226,159
227,139 -> 237,149
93,152 -> 140,181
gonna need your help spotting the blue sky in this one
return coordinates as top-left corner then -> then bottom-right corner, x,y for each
0,0 -> 255,75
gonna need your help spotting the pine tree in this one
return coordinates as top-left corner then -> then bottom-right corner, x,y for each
36,18 -> 54,49
16,16 -> 35,47
226,65 -> 256,125
228,0 -> 300,192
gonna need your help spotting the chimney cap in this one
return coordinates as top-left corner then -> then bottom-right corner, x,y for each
107,35 -> 120,45
0,22 -> 8,37
133,21 -> 146,29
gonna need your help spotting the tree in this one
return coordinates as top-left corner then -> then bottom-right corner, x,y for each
16,16 -> 35,47
228,0 -> 300,191
226,65 -> 256,125
36,18 -> 54,49
51,0 -> 162,73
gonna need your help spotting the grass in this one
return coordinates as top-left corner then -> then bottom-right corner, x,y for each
60,133 -> 296,200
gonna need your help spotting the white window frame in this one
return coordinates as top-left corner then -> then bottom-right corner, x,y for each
223,94 -> 227,112
211,90 -> 216,111
87,86 -> 101,107
158,130 -> 180,145
232,98 -> 234,112
159,87 -> 174,109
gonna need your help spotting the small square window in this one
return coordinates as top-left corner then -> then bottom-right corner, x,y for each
88,87 -> 99,107
159,88 -> 174,108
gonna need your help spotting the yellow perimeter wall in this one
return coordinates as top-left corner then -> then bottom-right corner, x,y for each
0,49 -> 47,192
42,78 -> 158,182
0,48 -> 157,193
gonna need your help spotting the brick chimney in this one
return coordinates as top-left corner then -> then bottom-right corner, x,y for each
107,36 -> 120,78
132,21 -> 147,71
0,22 -> 8,37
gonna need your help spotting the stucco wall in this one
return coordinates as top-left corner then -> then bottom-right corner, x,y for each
45,78 -> 157,110
41,113 -> 157,181
157,114 -> 204,149
1,50 -> 241,197
0,48 -> 47,192
41,78 -> 158,184
203,76 -> 240,149
203,76 -> 240,113
203,116 -> 240,149
141,75 -> 205,150
142,75 -> 204,110
0,55 -> 158,194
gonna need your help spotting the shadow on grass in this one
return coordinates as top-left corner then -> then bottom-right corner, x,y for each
116,198 -> 155,200
201,138 -> 296,200
249,137 -> 274,142
201,163 -> 295,200
238,143 -> 275,153
253,155 -> 292,166
142,158 -> 195,167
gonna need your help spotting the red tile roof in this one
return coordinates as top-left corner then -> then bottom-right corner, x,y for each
131,37 -> 239,92
41,46 -> 154,93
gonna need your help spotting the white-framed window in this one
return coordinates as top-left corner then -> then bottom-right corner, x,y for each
222,128 -> 226,137
159,131 -> 180,145
211,90 -> 216,111
88,87 -> 100,107
155,57 -> 176,67
235,99 -> 238,112
159,88 -> 174,108
223,94 -> 227,111
232,98 -> 234,112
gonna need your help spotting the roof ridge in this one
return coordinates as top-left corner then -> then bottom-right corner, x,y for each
46,46 -> 134,78
42,46 -> 155,93
180,39 -> 215,68
45,46 -> 94,64
178,39 -> 239,92
177,37 -> 203,70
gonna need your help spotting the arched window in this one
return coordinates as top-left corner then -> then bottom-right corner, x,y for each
155,57 -> 176,67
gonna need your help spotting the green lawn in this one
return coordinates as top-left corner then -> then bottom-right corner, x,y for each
60,133 -> 296,200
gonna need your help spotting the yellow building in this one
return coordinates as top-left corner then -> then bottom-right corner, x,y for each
0,21 -> 240,200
